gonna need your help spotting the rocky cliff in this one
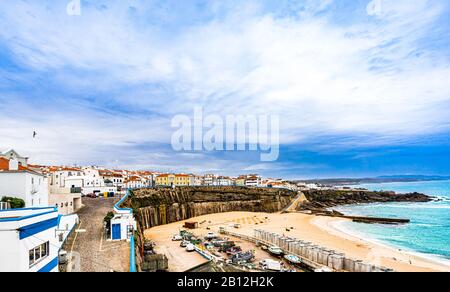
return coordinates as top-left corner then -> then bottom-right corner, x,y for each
130,187 -> 296,229
298,190 -> 432,212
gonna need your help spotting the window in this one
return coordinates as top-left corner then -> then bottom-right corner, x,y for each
29,242 -> 49,267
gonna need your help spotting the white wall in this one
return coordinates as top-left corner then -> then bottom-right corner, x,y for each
49,193 -> 82,215
0,173 -> 26,201
0,211 -> 59,272
56,214 -> 79,244
111,214 -> 136,241
0,231 -> 21,271
0,172 -> 48,208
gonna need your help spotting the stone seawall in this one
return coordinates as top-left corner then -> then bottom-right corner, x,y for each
130,187 -> 296,230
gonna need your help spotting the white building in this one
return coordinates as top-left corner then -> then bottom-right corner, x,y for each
47,167 -> 83,189
99,170 -> 125,188
49,190 -> 82,215
64,175 -> 116,196
0,158 -> 49,207
203,174 -> 217,186
0,207 -> 60,272
124,176 -> 146,189
0,149 -> 29,167
111,193 -> 136,241
189,175 -> 203,186
245,175 -> 262,187
217,176 -> 233,186
48,166 -> 116,197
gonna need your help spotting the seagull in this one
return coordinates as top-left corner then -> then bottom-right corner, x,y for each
33,131 -> 37,138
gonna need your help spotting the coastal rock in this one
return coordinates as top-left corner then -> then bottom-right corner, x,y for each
298,190 -> 432,212
129,186 -> 296,229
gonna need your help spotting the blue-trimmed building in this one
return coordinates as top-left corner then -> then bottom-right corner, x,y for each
111,190 -> 136,241
0,207 -> 60,272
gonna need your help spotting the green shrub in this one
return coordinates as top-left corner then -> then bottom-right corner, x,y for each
104,211 -> 115,224
1,197 -> 25,209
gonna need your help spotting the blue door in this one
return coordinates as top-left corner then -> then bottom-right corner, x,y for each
112,224 -> 121,240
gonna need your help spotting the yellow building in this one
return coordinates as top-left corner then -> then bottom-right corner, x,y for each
155,174 -> 191,187
174,174 -> 190,186
155,174 -> 173,186
235,176 -> 246,186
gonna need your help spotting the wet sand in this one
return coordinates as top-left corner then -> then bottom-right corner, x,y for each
145,211 -> 450,272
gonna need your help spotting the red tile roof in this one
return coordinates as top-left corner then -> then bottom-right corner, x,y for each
0,157 -> 41,175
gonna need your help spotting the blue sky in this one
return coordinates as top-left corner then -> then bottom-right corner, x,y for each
1,0 -> 450,179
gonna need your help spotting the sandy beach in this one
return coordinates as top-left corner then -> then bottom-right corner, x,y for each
145,211 -> 450,272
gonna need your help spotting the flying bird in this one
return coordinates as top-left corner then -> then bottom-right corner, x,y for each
33,131 -> 37,138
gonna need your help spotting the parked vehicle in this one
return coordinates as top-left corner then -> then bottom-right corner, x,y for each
204,232 -> 218,240
180,240 -> 190,247
186,244 -> 196,252
218,241 -> 236,251
315,267 -> 333,273
259,259 -> 282,272
211,239 -> 226,247
268,246 -> 284,257
86,193 -> 97,198
225,246 -> 242,256
172,234 -> 183,241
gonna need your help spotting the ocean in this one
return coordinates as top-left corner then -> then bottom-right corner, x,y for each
332,180 -> 450,265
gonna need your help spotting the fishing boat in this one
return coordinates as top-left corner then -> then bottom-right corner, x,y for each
284,254 -> 302,265
231,251 -> 255,264
267,246 -> 284,257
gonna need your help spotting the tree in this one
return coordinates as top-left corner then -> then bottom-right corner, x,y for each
1,197 -> 25,209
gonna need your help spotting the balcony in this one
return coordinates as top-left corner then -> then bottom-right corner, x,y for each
70,187 -> 82,194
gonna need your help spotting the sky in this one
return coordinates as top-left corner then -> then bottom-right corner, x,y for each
0,0 -> 450,179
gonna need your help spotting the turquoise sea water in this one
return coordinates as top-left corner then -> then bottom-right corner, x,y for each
333,180 -> 450,263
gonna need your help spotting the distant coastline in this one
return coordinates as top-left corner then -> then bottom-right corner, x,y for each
293,175 -> 450,186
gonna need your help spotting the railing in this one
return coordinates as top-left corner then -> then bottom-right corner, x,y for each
113,189 -> 137,272
70,187 -> 82,194
113,189 -> 133,215
130,235 -> 137,272
31,186 -> 39,194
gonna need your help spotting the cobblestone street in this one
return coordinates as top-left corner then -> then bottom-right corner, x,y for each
65,197 -> 130,272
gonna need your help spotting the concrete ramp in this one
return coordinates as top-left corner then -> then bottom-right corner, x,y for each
282,192 -> 308,213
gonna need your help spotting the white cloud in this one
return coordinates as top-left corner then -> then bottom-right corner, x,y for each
0,0 -> 449,171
